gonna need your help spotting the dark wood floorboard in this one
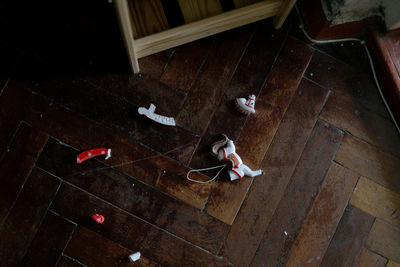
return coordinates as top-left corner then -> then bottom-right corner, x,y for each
220,78 -> 329,266
335,134 -> 400,194
83,72 -> 198,163
305,50 -> 389,117
313,42 -> 372,74
189,20 -> 287,170
354,247 -> 388,267
320,91 -> 400,157
37,138 -> 229,253
138,49 -> 174,80
175,25 -> 254,135
320,205 -> 375,267
365,219 -> 400,263
250,121 -> 343,266
350,176 -> 400,228
0,4 -> 399,265
205,37 -> 313,225
0,84 -> 31,158
0,168 -> 60,266
0,123 -> 48,225
65,226 -> 159,266
23,75 -> 199,164
21,211 -> 76,267
56,256 -> 85,267
84,72 -> 186,118
285,163 -> 359,266
64,226 -> 134,266
25,93 -> 212,209
51,183 -> 231,266
160,37 -> 213,92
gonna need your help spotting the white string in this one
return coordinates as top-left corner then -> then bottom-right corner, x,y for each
186,164 -> 226,184
71,141 -> 194,176
295,4 -> 400,134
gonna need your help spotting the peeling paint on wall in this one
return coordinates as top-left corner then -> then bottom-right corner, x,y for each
321,0 -> 384,25
321,0 -> 400,30
383,0 -> 400,29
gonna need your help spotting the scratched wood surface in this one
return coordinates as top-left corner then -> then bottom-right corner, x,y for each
350,177 -> 400,227
251,121 -> 343,266
285,163 -> 359,266
388,261 -> 400,267
320,205 -> 375,267
220,78 -> 329,266
56,256 -> 85,267
0,3 -> 399,265
138,49 -> 173,80
37,138 -> 229,253
189,20 -> 286,169
365,219 -> 400,263
175,26 -> 253,135
0,123 -> 49,224
335,134 -> 400,194
65,226 -> 158,266
0,84 -> 31,158
22,212 -> 76,267
305,50 -> 388,117
160,37 -> 213,92
354,247 -> 388,267
0,168 -> 60,266
320,91 -> 400,157
205,37 -> 313,225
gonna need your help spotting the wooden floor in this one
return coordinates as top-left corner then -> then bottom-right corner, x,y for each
0,2 -> 400,266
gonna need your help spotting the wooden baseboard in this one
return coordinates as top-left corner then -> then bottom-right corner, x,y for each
368,30 -> 400,124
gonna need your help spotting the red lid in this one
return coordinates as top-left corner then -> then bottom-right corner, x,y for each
92,214 -> 105,224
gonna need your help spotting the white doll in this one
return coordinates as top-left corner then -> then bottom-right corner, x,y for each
211,134 -> 263,181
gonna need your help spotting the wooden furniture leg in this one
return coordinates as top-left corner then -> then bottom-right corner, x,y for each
114,0 -> 140,73
273,0 -> 297,29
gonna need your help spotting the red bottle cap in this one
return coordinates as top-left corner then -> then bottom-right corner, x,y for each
92,214 -> 105,224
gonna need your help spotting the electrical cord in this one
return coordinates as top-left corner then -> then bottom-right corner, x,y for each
295,5 -> 400,134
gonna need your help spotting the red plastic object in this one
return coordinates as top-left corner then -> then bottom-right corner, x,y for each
77,148 -> 111,164
92,214 -> 105,224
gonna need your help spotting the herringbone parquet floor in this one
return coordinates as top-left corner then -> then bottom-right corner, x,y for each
0,1 -> 399,266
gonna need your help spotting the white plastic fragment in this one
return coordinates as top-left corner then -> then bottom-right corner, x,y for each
129,252 -> 141,262
138,104 -> 176,126
105,149 -> 112,160
212,135 -> 263,181
235,94 -> 256,115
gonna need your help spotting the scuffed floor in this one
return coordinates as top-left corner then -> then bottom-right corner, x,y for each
0,1 -> 399,266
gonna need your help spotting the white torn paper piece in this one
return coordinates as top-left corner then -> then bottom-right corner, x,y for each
138,104 -> 175,126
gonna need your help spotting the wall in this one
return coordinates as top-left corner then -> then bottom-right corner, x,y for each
383,0 -> 400,30
321,0 -> 400,30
